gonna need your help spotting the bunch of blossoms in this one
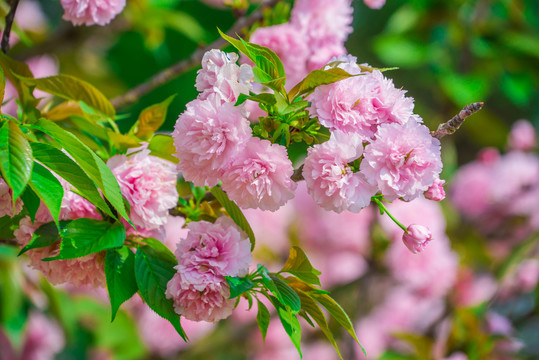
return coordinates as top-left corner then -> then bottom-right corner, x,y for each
303,55 -> 444,252
165,217 -> 252,322
60,0 -> 126,26
173,49 -> 297,211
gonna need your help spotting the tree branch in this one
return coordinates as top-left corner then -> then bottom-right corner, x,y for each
432,102 -> 484,140
110,0 -> 281,110
1,0 -> 20,54
0,238 -> 18,246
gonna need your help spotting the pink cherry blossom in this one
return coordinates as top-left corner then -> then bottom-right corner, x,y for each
20,312 -> 65,360
108,147 -> 178,230
196,50 -> 253,103
507,119 -> 537,152
0,178 -> 23,218
166,272 -> 235,322
424,177 -> 446,201
173,94 -> 252,187
361,120 -> 442,201
402,224 -> 432,254
302,132 -> 376,213
221,138 -> 297,211
15,216 -> 106,287
175,217 -> 252,279
310,69 -> 414,139
60,0 -> 125,26
363,0 -> 386,9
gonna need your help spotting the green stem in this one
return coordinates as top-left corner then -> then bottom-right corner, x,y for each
373,197 -> 407,232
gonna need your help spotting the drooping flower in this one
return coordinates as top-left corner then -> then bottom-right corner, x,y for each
108,146 -> 178,230
166,272 -> 236,322
0,178 -> 23,218
402,224 -> 432,254
361,120 -> 442,201
60,0 -> 126,26
196,49 -> 253,103
221,138 -> 297,211
173,94 -> 252,187
175,217 -> 252,279
310,68 -> 415,139
302,132 -> 376,213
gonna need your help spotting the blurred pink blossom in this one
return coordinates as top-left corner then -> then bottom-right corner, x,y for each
173,94 -> 252,187
363,0 -> 386,9
361,121 -> 442,201
108,146 -> 178,230
507,120 -> 537,152
453,270 -> 497,307
0,178 -> 23,217
402,224 -> 432,254
61,0 -> 126,26
20,312 -> 65,360
221,138 -> 296,211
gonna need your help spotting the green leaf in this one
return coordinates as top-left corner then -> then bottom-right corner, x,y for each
268,295 -> 302,357
280,101 -> 309,115
135,240 -> 187,341
31,119 -> 130,224
244,41 -> 286,79
0,121 -> 33,205
309,292 -> 365,355
134,95 -> 176,140
296,289 -> 342,359
288,68 -> 357,99
256,298 -> 271,341
235,93 -> 276,106
218,28 -> 251,60
210,186 -> 255,250
280,246 -> 322,286
30,142 -> 114,219
259,266 -> 301,314
19,221 -> 68,255
148,134 -> 178,164
225,276 -> 255,299
105,246 -> 138,321
261,76 -> 287,94
0,66 -> 5,107
18,74 -> 115,118
28,162 -> 64,226
252,67 -> 273,84
20,185 -> 40,222
44,219 -> 125,260
0,52 -> 35,106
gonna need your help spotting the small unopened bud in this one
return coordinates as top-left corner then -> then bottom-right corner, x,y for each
425,178 -> 446,201
402,224 -> 432,254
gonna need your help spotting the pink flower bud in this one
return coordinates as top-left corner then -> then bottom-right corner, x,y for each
507,120 -> 537,152
424,178 -> 446,201
402,224 -> 432,254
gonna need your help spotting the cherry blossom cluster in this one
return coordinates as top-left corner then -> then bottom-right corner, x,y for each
60,0 -> 125,26
165,217 -> 252,322
13,147 -> 178,288
173,50 -> 297,211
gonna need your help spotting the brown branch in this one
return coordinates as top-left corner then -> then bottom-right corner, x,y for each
291,165 -> 304,182
432,102 -> 484,140
0,238 -> 18,246
1,0 -> 20,54
110,0 -> 281,110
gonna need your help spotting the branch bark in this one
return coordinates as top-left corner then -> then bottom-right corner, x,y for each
1,0 -> 20,54
110,0 -> 281,110
432,102 -> 484,139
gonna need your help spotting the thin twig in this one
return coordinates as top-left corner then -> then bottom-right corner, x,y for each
1,0 -> 20,54
110,0 -> 281,109
432,102 -> 484,139
0,238 -> 18,246
291,165 -> 304,182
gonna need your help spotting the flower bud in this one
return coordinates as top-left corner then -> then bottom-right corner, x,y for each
402,224 -> 432,254
424,178 -> 446,201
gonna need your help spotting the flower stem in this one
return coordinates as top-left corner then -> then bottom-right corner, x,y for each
373,197 -> 407,232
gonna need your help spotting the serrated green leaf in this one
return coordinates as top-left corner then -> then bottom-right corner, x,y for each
296,289 -> 342,359
20,185 -> 40,222
31,119 -> 130,224
309,292 -> 365,355
105,246 -> 138,322
256,298 -> 271,341
269,274 -> 301,313
28,162 -> 64,226
280,246 -> 322,286
225,276 -> 255,299
210,186 -> 255,250
244,42 -> 286,79
268,295 -> 302,357
17,74 -> 115,118
261,76 -> 287,94
44,219 -> 125,260
235,93 -> 276,106
30,142 -> 114,219
19,221 -> 68,255
288,68 -> 357,99
134,241 -> 187,341
252,67 -> 273,84
0,121 -> 33,205
134,94 -> 176,140
148,134 -> 178,164
218,28 -> 251,58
